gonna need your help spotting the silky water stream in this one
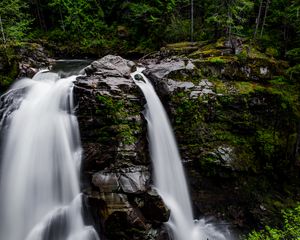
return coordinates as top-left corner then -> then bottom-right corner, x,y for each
0,61 -> 99,240
132,68 -> 232,240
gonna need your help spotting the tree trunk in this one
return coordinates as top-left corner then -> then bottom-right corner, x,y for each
283,23 -> 288,56
35,0 -> 47,31
190,0 -> 194,42
260,0 -> 270,37
59,8 -> 65,32
0,15 -> 6,44
254,0 -> 264,39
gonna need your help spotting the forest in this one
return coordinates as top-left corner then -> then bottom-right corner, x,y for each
0,0 -> 298,56
0,0 -> 298,89
1,0 -> 300,240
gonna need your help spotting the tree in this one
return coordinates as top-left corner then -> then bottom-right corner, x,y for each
48,0 -> 110,48
0,15 -> 6,44
246,205 -> 300,240
260,0 -> 270,37
0,0 -> 31,42
254,0 -> 264,38
205,0 -> 254,39
286,1 -> 300,80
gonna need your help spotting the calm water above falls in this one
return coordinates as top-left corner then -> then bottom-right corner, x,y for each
132,68 -> 231,240
0,66 -> 99,240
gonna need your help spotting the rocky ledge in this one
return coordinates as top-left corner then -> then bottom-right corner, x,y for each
74,55 -> 169,240
0,43 -> 53,92
75,40 -> 300,239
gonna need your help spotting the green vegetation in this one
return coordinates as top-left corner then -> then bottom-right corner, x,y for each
246,205 -> 300,240
168,67 -> 300,229
96,95 -> 140,145
0,0 -> 298,56
0,0 -> 31,42
0,0 -> 300,237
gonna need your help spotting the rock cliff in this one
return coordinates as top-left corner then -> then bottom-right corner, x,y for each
74,40 -> 300,239
74,55 -> 169,240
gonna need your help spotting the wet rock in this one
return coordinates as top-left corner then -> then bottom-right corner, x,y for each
0,43 -> 52,91
104,211 -> 150,240
134,74 -> 145,82
85,55 -> 135,79
133,189 -> 170,224
142,58 -> 204,97
75,48 -> 297,236
77,56 -> 139,97
92,166 -> 150,194
144,58 -> 195,79
209,146 -> 235,168
74,55 -> 165,240
74,55 -> 147,173
143,59 -> 216,98
18,43 -> 53,78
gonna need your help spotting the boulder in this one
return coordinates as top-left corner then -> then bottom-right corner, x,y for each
133,189 -> 170,224
75,50 -> 298,237
74,55 -> 171,240
92,166 -> 150,194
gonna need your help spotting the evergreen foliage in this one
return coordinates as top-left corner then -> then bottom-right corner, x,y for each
0,0 -> 31,42
1,0 -> 300,238
246,205 -> 300,240
0,0 -> 298,55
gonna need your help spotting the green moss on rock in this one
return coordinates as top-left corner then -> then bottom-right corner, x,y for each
96,94 -> 142,146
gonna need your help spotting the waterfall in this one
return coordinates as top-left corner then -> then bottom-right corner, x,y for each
0,66 -> 99,240
131,68 -> 229,240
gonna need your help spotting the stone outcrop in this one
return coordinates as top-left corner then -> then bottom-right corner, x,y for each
74,55 -> 169,240
140,48 -> 300,231
2,38 -> 299,238
0,43 -> 52,92
75,40 -> 300,238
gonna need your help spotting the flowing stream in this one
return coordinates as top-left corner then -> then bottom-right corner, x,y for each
132,68 -> 229,240
0,62 -> 99,240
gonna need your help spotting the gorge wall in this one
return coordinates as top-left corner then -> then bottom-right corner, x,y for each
74,40 -> 300,239
1,39 -> 300,240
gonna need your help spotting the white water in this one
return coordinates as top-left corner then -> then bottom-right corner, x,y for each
0,70 -> 99,240
132,68 -> 229,240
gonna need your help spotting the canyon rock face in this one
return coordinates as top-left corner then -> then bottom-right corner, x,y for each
75,41 -> 300,239
0,43 -> 52,93
74,55 -> 170,240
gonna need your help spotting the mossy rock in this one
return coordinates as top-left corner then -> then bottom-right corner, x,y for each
0,45 -> 19,92
189,49 -> 222,58
95,95 -> 143,146
161,42 -> 200,56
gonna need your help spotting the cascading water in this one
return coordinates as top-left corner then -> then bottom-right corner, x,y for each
0,64 -> 99,240
131,68 -> 230,240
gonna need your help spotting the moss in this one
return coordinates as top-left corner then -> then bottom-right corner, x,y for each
0,42 -> 43,91
287,64 -> 300,81
115,124 -> 137,145
265,83 -> 300,116
256,129 -> 280,161
0,45 -> 18,90
0,76 -> 14,91
208,56 -> 226,65
159,39 -> 300,229
166,68 -> 201,83
189,49 -> 222,58
265,47 -> 279,58
215,37 -> 227,48
211,79 -> 228,94
242,44 -> 269,60
234,82 -> 265,95
166,42 -> 194,49
200,43 -> 217,51
96,94 -> 142,145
